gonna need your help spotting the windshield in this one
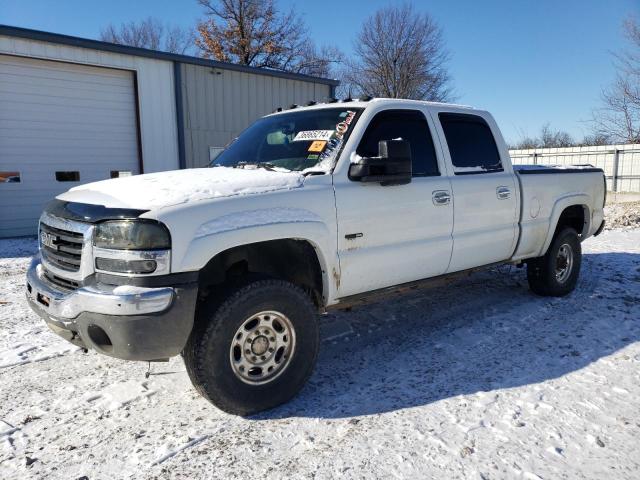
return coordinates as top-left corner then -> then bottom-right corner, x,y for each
212,107 -> 363,172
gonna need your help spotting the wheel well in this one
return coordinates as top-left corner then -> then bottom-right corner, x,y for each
555,204 -> 587,237
198,239 -> 324,307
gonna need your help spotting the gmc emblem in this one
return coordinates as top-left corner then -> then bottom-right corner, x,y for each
40,231 -> 57,250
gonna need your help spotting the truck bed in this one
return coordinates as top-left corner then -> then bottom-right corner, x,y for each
511,164 -> 606,261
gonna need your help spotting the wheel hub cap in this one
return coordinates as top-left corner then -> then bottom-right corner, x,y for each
555,243 -> 574,283
251,335 -> 269,356
229,311 -> 296,385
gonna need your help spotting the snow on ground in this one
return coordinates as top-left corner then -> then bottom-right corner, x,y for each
1,230 -> 639,479
605,201 -> 640,230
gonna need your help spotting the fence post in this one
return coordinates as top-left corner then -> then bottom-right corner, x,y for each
612,149 -> 620,192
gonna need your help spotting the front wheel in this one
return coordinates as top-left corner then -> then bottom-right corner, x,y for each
183,279 -> 319,416
527,227 -> 582,297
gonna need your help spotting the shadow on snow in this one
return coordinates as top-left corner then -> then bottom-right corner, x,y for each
258,251 -> 640,420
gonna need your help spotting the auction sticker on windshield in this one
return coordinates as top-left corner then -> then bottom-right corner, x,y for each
308,140 -> 327,152
293,130 -> 335,142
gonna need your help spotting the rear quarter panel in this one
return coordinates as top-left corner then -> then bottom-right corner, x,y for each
512,170 -> 605,260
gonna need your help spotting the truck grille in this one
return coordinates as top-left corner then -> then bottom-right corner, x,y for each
42,269 -> 81,292
40,223 -> 84,273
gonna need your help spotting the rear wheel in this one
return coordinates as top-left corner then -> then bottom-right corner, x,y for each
527,227 -> 582,297
183,279 -> 319,416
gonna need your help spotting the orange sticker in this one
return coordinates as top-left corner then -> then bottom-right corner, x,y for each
308,140 -> 327,153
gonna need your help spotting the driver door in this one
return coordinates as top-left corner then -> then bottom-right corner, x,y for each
332,109 -> 454,298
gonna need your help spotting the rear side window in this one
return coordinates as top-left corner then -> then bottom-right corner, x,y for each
357,110 -> 439,176
439,113 -> 503,174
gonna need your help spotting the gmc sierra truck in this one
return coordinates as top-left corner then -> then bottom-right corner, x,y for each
26,98 -> 606,415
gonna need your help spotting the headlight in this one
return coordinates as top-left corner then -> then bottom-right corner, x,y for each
93,220 -> 171,276
94,220 -> 170,250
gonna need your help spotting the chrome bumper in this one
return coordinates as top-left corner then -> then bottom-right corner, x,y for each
26,257 -> 175,320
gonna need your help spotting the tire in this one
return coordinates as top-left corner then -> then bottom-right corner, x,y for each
527,227 -> 582,297
183,279 -> 319,416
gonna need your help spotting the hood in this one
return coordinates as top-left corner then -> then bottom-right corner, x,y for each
56,167 -> 305,210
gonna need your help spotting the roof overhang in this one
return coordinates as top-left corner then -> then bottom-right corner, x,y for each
0,24 -> 340,87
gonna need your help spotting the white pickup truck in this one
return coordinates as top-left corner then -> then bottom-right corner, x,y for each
26,98 -> 606,415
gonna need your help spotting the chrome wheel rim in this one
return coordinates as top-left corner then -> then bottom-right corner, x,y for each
229,311 -> 296,385
555,243 -> 574,284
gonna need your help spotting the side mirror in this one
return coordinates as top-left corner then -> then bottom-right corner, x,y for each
349,139 -> 412,186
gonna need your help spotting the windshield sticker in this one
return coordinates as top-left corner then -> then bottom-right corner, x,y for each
293,130 -> 335,142
335,110 -> 357,138
307,154 -> 320,160
308,140 -> 327,153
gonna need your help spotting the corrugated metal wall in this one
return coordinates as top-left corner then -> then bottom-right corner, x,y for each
510,144 -> 640,192
0,34 -> 180,173
179,63 -> 333,168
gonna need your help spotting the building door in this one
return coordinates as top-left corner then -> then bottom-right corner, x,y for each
0,54 -> 140,237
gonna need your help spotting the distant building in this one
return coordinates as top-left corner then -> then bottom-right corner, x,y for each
0,25 -> 338,237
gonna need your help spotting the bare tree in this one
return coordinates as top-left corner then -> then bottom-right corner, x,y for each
579,133 -> 612,147
195,0 -> 342,77
539,123 -> 574,148
100,17 -> 195,55
592,17 -> 640,143
513,123 -> 574,149
511,136 -> 539,150
343,3 -> 453,101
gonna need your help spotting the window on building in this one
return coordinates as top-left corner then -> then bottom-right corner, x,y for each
0,172 -> 21,183
55,171 -> 80,182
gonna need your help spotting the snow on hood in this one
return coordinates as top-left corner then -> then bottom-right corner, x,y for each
57,167 -> 305,210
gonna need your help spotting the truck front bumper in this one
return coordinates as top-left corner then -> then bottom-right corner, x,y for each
25,257 -> 198,361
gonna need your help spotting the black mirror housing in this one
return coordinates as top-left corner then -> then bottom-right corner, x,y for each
349,139 -> 412,186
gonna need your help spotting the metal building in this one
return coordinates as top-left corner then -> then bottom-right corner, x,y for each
0,25 -> 338,237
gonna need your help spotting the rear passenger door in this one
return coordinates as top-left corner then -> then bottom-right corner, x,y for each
430,111 -> 518,272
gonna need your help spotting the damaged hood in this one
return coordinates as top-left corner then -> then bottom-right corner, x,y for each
56,167 -> 305,210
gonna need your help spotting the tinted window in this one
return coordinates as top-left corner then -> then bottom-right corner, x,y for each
439,113 -> 502,173
357,110 -> 439,176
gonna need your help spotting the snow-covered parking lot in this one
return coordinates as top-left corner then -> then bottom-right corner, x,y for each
1,228 -> 639,479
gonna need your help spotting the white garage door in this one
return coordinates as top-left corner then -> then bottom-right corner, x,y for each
0,54 -> 140,237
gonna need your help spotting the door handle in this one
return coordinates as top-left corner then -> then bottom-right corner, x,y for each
432,190 -> 451,205
496,186 -> 511,200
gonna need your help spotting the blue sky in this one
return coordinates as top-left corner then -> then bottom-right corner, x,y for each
1,0 -> 637,144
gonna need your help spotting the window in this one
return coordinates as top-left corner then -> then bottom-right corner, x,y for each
356,110 -> 439,176
439,113 -> 502,174
55,171 -> 80,182
110,171 -> 132,178
213,108 -> 362,172
0,172 -> 20,183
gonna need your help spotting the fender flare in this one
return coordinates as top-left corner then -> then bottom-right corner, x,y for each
539,193 -> 591,256
178,218 -> 337,304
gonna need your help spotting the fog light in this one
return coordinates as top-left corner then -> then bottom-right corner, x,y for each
95,257 -> 157,274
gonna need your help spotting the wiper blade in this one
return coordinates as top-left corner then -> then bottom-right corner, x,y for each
235,161 -> 289,172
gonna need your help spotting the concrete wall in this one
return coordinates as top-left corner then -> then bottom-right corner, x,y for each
510,144 -> 640,193
179,62 -> 333,168
0,34 -> 180,173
